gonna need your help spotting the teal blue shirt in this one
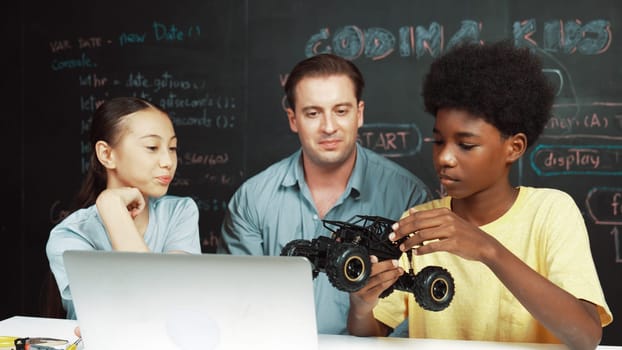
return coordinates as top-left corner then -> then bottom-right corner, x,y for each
46,195 -> 201,320
220,144 -> 430,334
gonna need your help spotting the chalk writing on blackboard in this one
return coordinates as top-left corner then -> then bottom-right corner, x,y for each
585,187 -> 622,225
612,226 -> 622,263
182,152 -> 229,166
586,187 -> 622,263
49,21 -> 202,72
79,73 -> 108,88
201,229 -> 222,251
545,103 -> 622,138
192,198 -> 228,213
357,123 -> 422,157
304,19 -> 611,60
51,53 -> 97,71
52,22 -> 203,51
50,37 -> 108,52
538,19 -> 612,54
173,170 -> 242,186
530,144 -> 622,175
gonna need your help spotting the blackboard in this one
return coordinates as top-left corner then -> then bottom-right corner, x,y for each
5,0 -> 621,344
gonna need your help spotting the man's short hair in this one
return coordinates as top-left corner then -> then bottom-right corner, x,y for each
284,53 -> 365,110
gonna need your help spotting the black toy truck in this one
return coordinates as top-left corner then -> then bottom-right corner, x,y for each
280,215 -> 454,311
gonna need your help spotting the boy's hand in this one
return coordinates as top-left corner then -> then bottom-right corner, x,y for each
349,256 -> 404,313
389,207 -> 501,263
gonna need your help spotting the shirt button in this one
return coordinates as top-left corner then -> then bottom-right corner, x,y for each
313,214 -> 319,220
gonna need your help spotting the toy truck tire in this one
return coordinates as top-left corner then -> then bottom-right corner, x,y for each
413,266 -> 455,311
280,239 -> 319,278
281,239 -> 310,256
325,243 -> 371,292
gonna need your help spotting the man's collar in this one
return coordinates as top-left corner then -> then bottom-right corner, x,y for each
348,144 -> 365,199
281,149 -> 303,188
280,145 -> 366,199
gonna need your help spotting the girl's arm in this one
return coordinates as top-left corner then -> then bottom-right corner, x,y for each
96,187 -> 149,252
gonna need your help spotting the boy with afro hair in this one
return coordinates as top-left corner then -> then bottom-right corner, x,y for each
347,41 -> 612,349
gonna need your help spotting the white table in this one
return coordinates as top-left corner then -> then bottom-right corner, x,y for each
1,316 -> 619,349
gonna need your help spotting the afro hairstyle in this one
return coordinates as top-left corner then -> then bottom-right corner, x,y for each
422,40 -> 555,148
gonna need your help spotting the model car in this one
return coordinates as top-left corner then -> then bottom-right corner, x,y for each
280,215 -> 454,311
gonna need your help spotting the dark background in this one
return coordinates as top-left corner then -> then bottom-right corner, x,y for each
2,0 -> 620,344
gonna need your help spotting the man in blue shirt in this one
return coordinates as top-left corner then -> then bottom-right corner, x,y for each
220,53 -> 430,334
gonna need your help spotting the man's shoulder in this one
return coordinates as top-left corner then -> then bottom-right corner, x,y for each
237,152 -> 298,191
359,146 -> 424,182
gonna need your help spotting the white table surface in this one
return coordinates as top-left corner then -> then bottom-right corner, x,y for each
1,316 -> 619,349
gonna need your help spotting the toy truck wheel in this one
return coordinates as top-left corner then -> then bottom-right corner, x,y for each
325,244 -> 371,292
280,239 -> 310,257
280,239 -> 319,279
413,266 -> 455,311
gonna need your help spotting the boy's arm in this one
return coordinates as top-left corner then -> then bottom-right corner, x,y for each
391,207 -> 602,349
484,244 -> 602,350
347,257 -> 403,337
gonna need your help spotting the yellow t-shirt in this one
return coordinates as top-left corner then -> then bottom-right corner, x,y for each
373,186 -> 613,343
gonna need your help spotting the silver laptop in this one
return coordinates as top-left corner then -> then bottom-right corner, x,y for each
63,251 -> 318,350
